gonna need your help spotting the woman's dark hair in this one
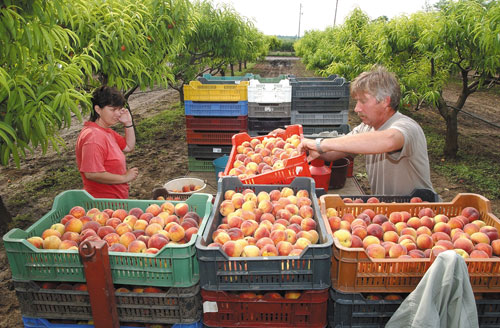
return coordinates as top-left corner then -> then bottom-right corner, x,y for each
90,86 -> 126,121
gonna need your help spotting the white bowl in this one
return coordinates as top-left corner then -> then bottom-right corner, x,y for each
163,177 -> 206,195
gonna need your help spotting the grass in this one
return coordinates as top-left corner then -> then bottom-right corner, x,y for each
134,103 -> 185,145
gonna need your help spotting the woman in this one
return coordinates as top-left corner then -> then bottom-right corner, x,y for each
76,86 -> 139,199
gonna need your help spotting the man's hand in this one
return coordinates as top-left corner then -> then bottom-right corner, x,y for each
268,128 -> 286,136
298,138 -> 321,162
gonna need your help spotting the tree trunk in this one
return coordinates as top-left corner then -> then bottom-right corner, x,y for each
238,61 -> 242,72
220,69 -> 225,77
244,61 -> 247,69
437,96 -> 459,158
230,64 -> 234,76
0,195 -> 13,235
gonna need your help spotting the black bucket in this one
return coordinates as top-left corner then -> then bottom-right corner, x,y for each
330,157 -> 350,189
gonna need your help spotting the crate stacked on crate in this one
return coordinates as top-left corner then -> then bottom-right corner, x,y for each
289,75 -> 350,136
3,190 -> 214,326
184,79 -> 249,172
195,177 -> 333,327
318,193 -> 500,327
247,77 -> 292,136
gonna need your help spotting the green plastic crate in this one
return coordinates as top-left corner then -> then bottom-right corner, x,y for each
251,74 -> 288,83
3,190 -> 213,287
188,157 -> 215,172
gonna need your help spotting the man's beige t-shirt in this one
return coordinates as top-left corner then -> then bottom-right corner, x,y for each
349,111 -> 434,195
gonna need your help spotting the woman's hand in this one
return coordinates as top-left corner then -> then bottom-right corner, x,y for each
119,108 -> 133,126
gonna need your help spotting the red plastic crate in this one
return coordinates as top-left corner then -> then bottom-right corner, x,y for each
222,125 -> 311,184
186,129 -> 247,145
320,193 -> 500,293
201,289 -> 328,328
186,116 -> 248,131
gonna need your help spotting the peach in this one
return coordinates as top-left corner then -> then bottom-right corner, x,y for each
416,234 -> 433,250
269,189 -> 281,201
69,206 -> 86,219
367,224 -> 384,240
174,203 -> 189,218
297,230 -> 315,244
395,222 -> 407,235
461,207 -> 480,221
289,248 -> 304,256
259,220 -> 273,232
222,240 -> 243,257
102,233 -> 120,246
123,215 -> 138,229
50,223 -> 66,236
356,213 -> 371,226
102,209 -> 114,218
284,229 -> 297,244
65,218 -> 83,233
92,212 -> 109,226
308,229 -> 319,244
225,190 -> 236,200
289,215 -> 302,226
326,208 -> 339,218
227,227 -> 244,241
139,212 -> 154,223
115,222 -> 133,236
137,234 -> 149,244
128,207 -> 144,219
27,236 -> 44,249
257,200 -> 273,214
184,227 -> 198,242
341,213 -> 354,224
433,222 -> 451,235
105,218 -> 122,230
351,235 -> 363,248
408,249 -> 426,258
448,217 -> 464,230
81,221 -> 101,234
420,216 -> 435,230
418,208 -> 435,218
231,195 -> 245,209
398,235 -> 416,244
219,200 -> 235,217
272,223 -> 287,232
434,214 -> 449,224
109,209 -> 126,221
79,229 -> 98,242
362,235 -> 380,249
128,240 -> 147,253
381,221 -> 396,233
389,212 -> 404,224
454,248 -> 469,259
181,218 -> 198,231
168,223 -> 185,242
328,216 -> 342,231
144,204 -> 161,217
435,239 -> 454,250
119,232 -> 136,248
406,217 -> 421,230
260,244 -> 278,256
260,212 -> 276,224
241,200 -> 257,212
389,244 -> 408,258
214,231 -> 231,245
431,231 -> 451,243
86,208 -> 100,219
474,243 -> 492,257
470,232 -> 490,245
296,189 -> 309,198
372,214 -> 388,225
145,223 -> 163,237
296,197 -> 312,208
453,237 -> 475,254
362,209 -> 376,220
241,220 -> 259,236
242,245 -> 260,257
400,227 -> 417,240
287,223 -> 302,234
280,187 -> 294,198
472,220 -> 486,229
366,197 -> 379,203
383,231 -> 399,243
366,244 -> 386,259
275,219 -> 289,227
285,204 -> 299,216
480,226 -> 499,242
148,233 -> 169,250
254,226 -> 271,240
351,218 -> 367,230
160,201 -> 175,215
42,229 -> 61,240
340,220 -> 351,231
294,237 -> 312,250
491,239 -> 500,256
109,243 -> 127,252
43,235 -> 62,249
97,225 -> 116,239
59,239 -> 78,250
300,217 -> 317,231
470,249 -> 489,258
298,205 -> 314,219
352,226 -> 368,240
416,226 -> 432,237
276,209 -> 292,221
227,215 -> 243,229
399,239 -> 417,252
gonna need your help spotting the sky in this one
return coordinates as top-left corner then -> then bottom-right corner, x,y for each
210,0 -> 439,37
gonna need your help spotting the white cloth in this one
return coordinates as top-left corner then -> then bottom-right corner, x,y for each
386,250 -> 479,328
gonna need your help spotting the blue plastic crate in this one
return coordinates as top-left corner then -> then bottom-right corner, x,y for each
23,317 -> 204,328
184,101 -> 248,117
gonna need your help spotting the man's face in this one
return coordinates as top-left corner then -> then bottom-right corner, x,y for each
353,92 -> 389,129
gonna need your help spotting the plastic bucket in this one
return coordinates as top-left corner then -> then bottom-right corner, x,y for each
213,155 -> 229,182
330,157 -> 350,189
309,159 -> 332,192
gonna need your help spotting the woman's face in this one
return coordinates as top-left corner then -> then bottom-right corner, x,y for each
95,105 -> 124,128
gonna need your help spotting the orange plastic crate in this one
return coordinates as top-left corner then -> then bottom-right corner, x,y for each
186,129 -> 246,145
222,124 -> 311,184
319,193 -> 500,293
201,289 -> 328,328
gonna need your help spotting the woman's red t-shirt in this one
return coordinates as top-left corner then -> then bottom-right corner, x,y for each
76,121 -> 129,199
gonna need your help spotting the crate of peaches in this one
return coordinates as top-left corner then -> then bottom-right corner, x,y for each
201,289 -> 328,328
320,193 -> 500,293
195,176 -> 333,291
3,190 -> 212,287
222,124 -> 312,184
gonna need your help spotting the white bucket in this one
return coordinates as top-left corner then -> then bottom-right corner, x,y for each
163,177 -> 206,195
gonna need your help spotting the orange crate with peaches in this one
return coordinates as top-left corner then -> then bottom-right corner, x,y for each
222,124 -> 312,184
320,193 -> 500,293
201,288 -> 328,328
3,190 -> 213,287
195,176 -> 333,291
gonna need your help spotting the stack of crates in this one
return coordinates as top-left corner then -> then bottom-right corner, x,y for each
289,75 -> 350,136
3,190 -> 214,327
318,192 -> 500,327
196,176 -> 333,327
184,79 -> 249,172
247,75 -> 292,136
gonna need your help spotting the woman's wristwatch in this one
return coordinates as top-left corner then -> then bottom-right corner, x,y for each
315,138 -> 325,154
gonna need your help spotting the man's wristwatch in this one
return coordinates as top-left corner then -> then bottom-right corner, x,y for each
315,138 -> 325,154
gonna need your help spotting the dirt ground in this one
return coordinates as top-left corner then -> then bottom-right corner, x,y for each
0,57 -> 499,327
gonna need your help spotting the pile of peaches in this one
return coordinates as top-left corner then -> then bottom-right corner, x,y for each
26,202 -> 201,254
36,281 -> 165,293
326,205 -> 500,259
231,290 -> 302,300
227,134 -> 302,180
207,187 -> 320,257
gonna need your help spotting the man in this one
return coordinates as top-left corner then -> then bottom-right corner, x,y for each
298,66 -> 434,195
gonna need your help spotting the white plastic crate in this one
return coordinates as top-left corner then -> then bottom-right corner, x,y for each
247,79 -> 292,103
